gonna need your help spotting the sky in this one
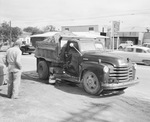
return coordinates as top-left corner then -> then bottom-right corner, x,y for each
0,0 -> 150,31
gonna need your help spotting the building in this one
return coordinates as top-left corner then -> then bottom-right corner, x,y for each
61,25 -> 142,48
62,25 -> 99,32
61,25 -> 109,48
18,32 -> 32,45
106,26 -> 149,49
142,32 -> 150,44
110,32 -> 139,49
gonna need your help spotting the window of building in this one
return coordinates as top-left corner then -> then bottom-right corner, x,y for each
65,28 -> 69,31
89,27 -> 94,31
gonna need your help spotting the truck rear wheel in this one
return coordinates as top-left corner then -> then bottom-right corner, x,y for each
38,61 -> 49,80
82,71 -> 103,95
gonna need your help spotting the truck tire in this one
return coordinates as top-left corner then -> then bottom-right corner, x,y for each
38,61 -> 49,80
82,71 -> 103,95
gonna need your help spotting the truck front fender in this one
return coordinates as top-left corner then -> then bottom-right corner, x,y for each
80,61 -> 106,82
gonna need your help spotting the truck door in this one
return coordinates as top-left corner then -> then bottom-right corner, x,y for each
64,41 -> 80,77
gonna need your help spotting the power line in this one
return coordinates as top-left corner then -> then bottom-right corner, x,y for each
1,9 -> 150,26
10,11 -> 150,24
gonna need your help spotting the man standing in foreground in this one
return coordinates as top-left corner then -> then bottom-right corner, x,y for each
3,40 -> 22,99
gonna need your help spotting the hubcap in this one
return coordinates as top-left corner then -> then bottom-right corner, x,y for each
84,72 -> 99,93
86,75 -> 96,89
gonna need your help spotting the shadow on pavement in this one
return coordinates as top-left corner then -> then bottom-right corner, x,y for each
61,102 -> 112,122
54,80 -> 89,96
60,96 -> 150,122
0,92 -> 8,98
21,70 -> 51,84
21,70 -> 41,82
54,80 -> 124,98
21,70 -> 124,98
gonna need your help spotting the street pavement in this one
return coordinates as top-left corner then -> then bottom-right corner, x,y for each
0,52 -> 150,122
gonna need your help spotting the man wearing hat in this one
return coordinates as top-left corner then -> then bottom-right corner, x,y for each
3,40 -> 22,99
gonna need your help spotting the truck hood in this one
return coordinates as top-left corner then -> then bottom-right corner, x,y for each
82,51 -> 129,67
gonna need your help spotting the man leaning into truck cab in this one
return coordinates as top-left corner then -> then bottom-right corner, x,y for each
59,43 -> 67,62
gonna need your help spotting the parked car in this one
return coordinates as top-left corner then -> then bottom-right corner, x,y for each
20,45 -> 35,55
143,43 -> 150,48
118,41 -> 133,50
113,45 -> 150,65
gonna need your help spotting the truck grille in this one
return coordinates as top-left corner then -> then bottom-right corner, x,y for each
109,66 -> 133,82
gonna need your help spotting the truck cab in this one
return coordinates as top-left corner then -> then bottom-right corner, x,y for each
35,32 -> 138,95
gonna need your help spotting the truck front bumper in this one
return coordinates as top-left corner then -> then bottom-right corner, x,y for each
102,78 -> 139,90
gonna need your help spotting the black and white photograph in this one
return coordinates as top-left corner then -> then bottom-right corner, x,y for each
0,0 -> 150,122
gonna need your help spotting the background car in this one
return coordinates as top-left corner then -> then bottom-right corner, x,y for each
113,45 -> 150,65
20,45 -> 35,55
143,43 -> 150,48
118,40 -> 133,50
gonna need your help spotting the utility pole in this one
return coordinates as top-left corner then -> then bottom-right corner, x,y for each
9,21 -> 12,46
111,21 -> 120,50
111,21 -> 114,51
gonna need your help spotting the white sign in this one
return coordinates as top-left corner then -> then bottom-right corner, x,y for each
113,21 -> 120,33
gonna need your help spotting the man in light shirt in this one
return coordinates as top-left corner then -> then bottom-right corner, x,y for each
3,40 -> 22,99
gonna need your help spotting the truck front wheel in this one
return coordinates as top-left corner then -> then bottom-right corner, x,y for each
82,71 -> 103,95
38,61 -> 49,80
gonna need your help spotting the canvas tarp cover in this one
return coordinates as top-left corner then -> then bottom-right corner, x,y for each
43,31 -> 77,43
35,31 -> 76,62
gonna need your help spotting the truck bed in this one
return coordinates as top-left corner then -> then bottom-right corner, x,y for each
35,41 -> 60,62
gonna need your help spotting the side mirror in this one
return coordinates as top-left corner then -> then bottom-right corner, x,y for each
70,43 -> 74,47
69,43 -> 82,56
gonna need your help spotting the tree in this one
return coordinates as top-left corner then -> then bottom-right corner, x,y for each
0,22 -> 10,42
43,25 -> 56,32
23,27 -> 43,35
0,21 -> 22,45
11,27 -> 22,42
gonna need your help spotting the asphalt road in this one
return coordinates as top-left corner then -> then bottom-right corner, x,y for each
0,52 -> 150,122
129,64 -> 150,99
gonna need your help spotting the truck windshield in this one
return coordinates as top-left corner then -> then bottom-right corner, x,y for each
80,41 -> 104,52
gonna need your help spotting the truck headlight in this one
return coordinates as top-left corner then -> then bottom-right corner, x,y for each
133,63 -> 137,70
103,66 -> 109,73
